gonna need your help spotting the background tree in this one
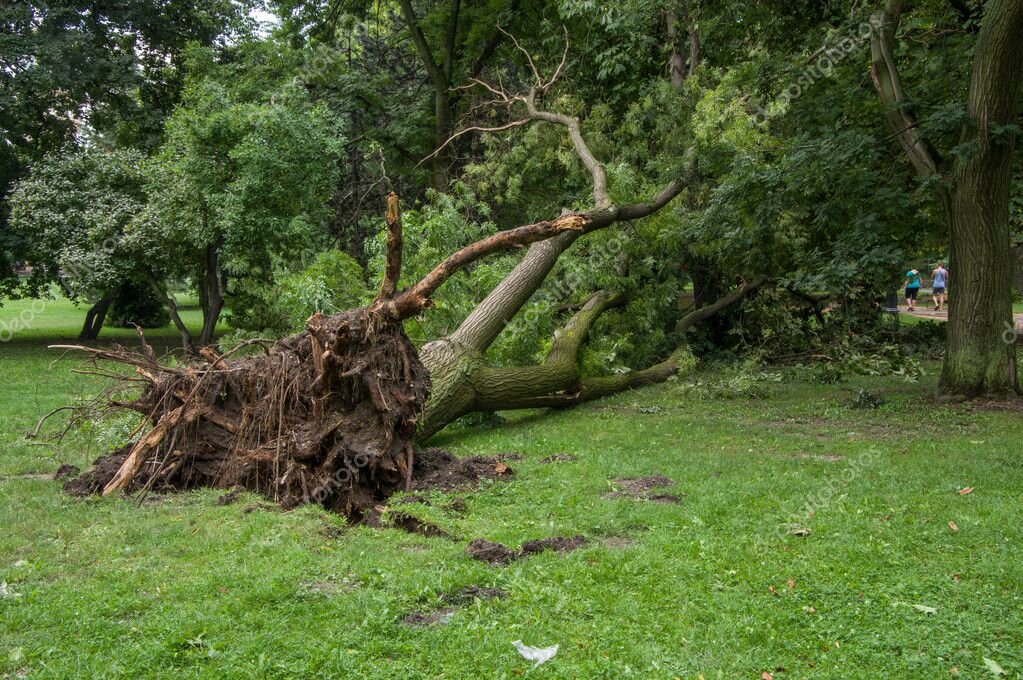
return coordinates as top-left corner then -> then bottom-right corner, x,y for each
870,0 -> 1023,396
8,149 -> 150,339
0,0 -> 252,302
139,58 -> 344,350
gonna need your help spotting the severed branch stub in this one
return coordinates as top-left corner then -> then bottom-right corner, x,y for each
377,192 -> 404,300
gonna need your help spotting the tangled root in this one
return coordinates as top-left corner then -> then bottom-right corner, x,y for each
63,307 -> 429,517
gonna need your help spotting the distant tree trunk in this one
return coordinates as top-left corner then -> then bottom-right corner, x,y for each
196,241 -> 225,349
78,291 -> 115,340
871,0 -> 1023,397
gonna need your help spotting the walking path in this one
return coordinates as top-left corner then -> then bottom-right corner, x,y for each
902,307 -> 1023,330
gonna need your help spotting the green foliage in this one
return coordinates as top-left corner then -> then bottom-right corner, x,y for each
140,68 -> 344,308
8,148 -> 148,301
229,251 -> 371,334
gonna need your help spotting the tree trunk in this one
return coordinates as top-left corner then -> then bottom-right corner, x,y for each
871,0 -> 1023,397
196,241 -> 225,349
78,292 -> 115,341
938,0 -> 1023,396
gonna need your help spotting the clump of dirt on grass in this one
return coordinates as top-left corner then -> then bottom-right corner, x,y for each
466,539 -> 518,566
409,449 -> 515,492
466,535 -> 588,566
603,476 -> 682,503
53,464 -> 80,480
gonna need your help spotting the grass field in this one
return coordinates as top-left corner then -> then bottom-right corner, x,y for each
2,300 -> 1022,678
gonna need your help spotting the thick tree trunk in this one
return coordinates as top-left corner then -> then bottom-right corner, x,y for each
872,0 -> 1023,397
78,292 -> 115,341
938,0 -> 1023,396
416,278 -> 766,439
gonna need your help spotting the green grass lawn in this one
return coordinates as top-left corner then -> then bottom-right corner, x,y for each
2,300 -> 1022,678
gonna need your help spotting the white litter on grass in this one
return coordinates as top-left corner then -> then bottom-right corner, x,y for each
512,640 -> 559,667
0,582 -> 22,599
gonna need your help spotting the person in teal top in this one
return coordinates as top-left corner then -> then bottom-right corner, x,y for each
904,268 -> 922,311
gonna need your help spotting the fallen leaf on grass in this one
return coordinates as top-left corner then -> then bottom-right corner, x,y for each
950,665 -> 958,676
948,521 -> 959,532
786,579 -> 796,589
788,527 -> 811,537
958,487 -> 974,495
911,604 -> 937,614
768,585 -> 779,596
983,657 -> 1006,677
805,606 -> 816,614
762,672 -> 773,680
495,462 -> 510,475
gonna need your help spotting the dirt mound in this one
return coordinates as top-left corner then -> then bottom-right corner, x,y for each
520,535 -> 587,555
467,535 -> 588,566
466,539 -> 518,565
63,448 -> 132,497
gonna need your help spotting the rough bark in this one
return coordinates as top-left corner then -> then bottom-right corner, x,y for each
938,0 -> 1023,395
871,0 -> 1023,396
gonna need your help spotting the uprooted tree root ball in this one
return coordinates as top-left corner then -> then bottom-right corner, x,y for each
63,307 -> 429,518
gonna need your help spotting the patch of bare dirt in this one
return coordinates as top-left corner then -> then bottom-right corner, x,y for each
603,476 -> 682,503
409,449 -> 515,492
466,539 -> 518,566
466,535 -> 588,566
444,585 -> 507,604
403,608 -> 456,627
520,535 -> 587,555
299,574 -> 361,596
53,464 -> 80,480
971,398 -> 1023,413
362,506 -> 450,538
792,453 -> 846,462
217,488 -> 242,505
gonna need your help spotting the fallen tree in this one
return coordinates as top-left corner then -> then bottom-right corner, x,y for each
55,45 -> 765,514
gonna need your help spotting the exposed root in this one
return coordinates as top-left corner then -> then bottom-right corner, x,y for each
62,307 -> 429,517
